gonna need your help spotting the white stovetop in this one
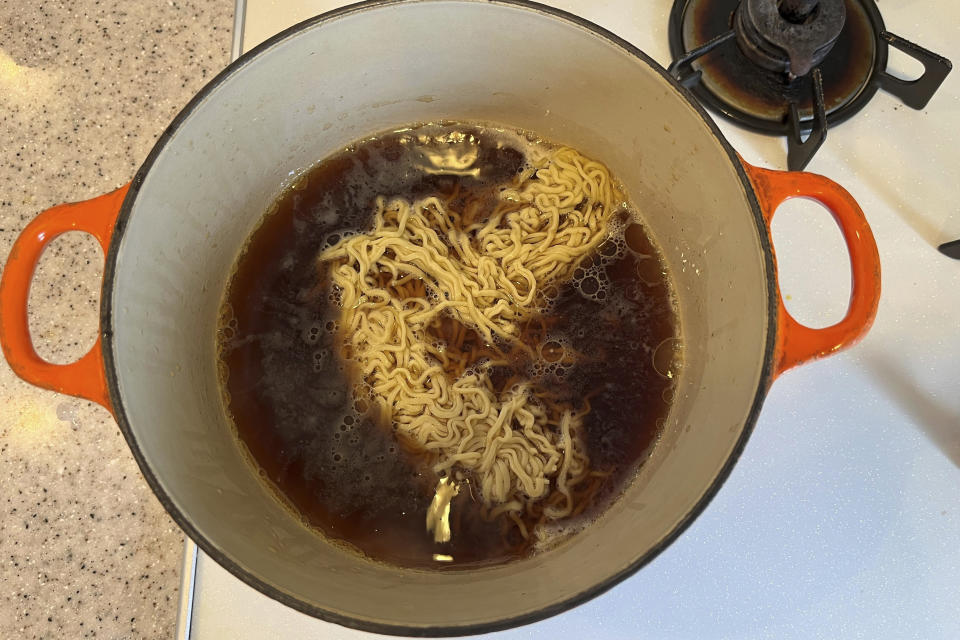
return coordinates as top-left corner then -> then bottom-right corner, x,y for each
178,1 -> 960,638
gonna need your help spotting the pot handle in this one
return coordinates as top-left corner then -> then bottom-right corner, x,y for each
740,160 -> 881,378
0,185 -> 129,412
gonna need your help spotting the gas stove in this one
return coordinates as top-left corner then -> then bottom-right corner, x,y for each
176,1 -> 960,638
667,0 -> 952,170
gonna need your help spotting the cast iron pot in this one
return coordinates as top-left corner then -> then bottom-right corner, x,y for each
0,0 -> 880,635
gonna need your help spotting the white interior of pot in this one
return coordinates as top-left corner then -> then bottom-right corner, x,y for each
108,1 -> 771,632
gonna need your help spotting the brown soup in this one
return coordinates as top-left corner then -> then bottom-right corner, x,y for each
217,124 -> 679,569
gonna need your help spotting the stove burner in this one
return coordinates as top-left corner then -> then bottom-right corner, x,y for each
668,0 -> 953,170
735,0 -> 845,78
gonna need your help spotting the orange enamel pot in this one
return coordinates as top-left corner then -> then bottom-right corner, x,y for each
0,0 -> 880,635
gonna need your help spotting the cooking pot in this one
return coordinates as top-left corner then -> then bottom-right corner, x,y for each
0,0 -> 880,635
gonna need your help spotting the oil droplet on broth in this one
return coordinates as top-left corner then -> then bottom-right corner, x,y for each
635,256 -> 664,287
652,337 -> 682,380
540,341 -> 564,363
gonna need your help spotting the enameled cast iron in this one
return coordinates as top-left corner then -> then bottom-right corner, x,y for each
0,1 -> 880,635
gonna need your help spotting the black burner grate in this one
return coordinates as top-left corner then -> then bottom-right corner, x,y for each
668,0 -> 953,170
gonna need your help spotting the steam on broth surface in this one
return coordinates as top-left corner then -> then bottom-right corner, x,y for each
217,123 -> 680,568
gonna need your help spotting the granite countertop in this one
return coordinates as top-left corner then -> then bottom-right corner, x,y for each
1,1 -> 232,636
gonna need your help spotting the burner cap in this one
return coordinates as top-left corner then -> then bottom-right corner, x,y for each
735,0 -> 846,78
669,0 -> 881,133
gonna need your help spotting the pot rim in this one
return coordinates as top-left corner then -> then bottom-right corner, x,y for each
101,0 -> 778,635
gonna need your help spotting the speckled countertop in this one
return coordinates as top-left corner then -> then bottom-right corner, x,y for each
0,1 -> 233,636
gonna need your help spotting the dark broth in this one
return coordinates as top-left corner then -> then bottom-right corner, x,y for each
218,124 -> 679,569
